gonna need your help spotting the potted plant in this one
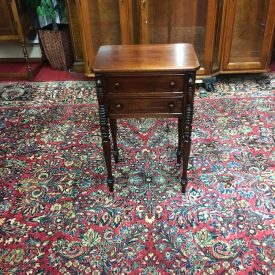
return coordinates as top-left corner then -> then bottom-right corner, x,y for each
26,0 -> 73,70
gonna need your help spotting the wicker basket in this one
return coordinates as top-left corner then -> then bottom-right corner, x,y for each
39,24 -> 73,70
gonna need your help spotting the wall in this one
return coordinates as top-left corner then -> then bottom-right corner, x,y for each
0,41 -> 42,59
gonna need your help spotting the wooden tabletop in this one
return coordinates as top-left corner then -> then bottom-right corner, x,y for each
93,43 -> 200,73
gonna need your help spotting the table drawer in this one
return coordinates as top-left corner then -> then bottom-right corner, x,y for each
108,97 -> 183,115
105,75 -> 184,93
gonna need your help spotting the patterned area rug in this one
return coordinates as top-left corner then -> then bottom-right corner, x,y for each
0,74 -> 274,274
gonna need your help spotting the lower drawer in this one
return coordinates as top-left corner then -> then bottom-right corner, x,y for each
107,97 -> 183,115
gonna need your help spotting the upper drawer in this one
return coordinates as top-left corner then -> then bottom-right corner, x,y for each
104,75 -> 184,93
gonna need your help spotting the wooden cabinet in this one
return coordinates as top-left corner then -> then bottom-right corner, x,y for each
74,0 -> 130,75
221,0 -> 275,73
0,0 -> 43,80
70,0 -> 275,77
0,0 -> 17,37
134,0 -> 221,76
66,0 -> 84,72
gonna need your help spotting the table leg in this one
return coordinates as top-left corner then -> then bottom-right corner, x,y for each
181,73 -> 195,193
110,118 -> 119,163
177,117 -> 183,163
100,114 -> 114,192
96,76 -> 114,192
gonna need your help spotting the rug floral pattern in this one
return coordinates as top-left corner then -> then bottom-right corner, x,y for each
0,74 -> 274,274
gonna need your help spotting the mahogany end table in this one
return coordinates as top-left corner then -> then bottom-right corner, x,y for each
93,43 -> 200,193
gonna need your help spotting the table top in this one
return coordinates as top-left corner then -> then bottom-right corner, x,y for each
93,43 -> 200,73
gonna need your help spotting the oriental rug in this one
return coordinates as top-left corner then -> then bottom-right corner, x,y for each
0,74 -> 274,274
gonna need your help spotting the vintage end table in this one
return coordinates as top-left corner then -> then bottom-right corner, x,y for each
93,44 -> 199,193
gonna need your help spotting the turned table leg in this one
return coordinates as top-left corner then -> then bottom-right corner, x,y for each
181,73 -> 196,193
96,75 -> 114,192
177,117 -> 183,164
110,118 -> 119,163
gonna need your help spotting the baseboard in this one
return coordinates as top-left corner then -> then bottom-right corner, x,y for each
72,61 -> 85,73
0,57 -> 43,63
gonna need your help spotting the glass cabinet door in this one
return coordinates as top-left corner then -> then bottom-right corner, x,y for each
88,0 -> 121,51
136,0 -> 222,76
78,0 -> 136,75
212,0 -> 224,73
79,0 -> 122,75
222,0 -> 275,71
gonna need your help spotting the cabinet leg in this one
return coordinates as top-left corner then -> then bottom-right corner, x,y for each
110,118 -> 119,163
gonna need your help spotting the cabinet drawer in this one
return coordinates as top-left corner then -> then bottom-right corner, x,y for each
108,97 -> 183,115
105,75 -> 184,93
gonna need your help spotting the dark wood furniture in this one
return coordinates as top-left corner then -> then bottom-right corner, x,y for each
68,0 -> 275,77
66,0 -> 85,72
0,0 -> 43,81
93,43 -> 200,193
220,0 -> 275,73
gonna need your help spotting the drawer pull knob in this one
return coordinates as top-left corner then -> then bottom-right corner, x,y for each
168,103 -> 175,109
170,81 -> 176,88
115,103 -> 123,110
114,82 -> 120,89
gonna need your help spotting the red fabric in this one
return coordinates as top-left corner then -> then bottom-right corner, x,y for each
0,62 -> 90,82
34,63 -> 90,81
1,61 -> 275,82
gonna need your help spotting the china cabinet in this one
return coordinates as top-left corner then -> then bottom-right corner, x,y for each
74,0 -> 130,75
0,0 -> 17,38
0,0 -> 43,80
221,0 -> 275,73
135,0 -> 222,76
68,0 -> 275,77
65,0 -> 84,72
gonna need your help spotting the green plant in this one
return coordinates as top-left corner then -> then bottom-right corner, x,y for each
25,0 -> 67,30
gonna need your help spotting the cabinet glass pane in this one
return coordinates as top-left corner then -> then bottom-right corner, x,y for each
230,0 -> 269,63
147,0 -> 208,67
89,0 -> 121,53
132,0 -> 140,44
213,0 -> 224,71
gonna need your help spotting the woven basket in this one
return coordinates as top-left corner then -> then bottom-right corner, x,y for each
39,24 -> 73,70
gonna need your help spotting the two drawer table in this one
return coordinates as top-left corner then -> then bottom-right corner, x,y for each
93,44 -> 200,193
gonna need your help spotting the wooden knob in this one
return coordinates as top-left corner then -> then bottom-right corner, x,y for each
170,81 -> 176,88
114,82 -> 120,88
115,103 -> 123,110
168,102 -> 175,109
